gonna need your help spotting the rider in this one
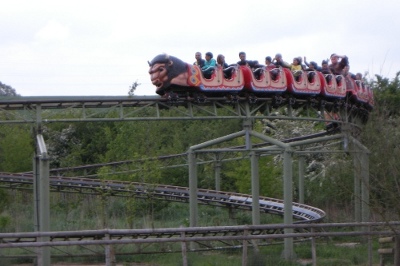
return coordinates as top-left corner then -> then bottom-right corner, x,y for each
217,54 -> 233,79
329,53 -> 349,75
237,51 -> 260,70
202,52 -> 217,78
273,53 -> 291,69
193,52 -> 205,68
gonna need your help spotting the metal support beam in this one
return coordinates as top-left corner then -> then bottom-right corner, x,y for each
349,136 -> 370,224
188,150 -> 198,251
349,136 -> 371,224
188,150 -> 198,228
36,105 -> 42,134
361,152 -> 370,223
353,151 -> 362,223
35,134 -> 50,266
214,154 -> 221,191
251,152 -> 260,225
298,156 -> 305,204
283,148 -> 295,260
190,131 -> 246,151
33,155 -> 39,232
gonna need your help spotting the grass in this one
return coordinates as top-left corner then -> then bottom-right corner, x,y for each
110,239 -> 381,265
0,191 -> 388,265
1,236 -> 384,265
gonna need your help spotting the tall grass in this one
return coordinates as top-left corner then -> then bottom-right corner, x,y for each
1,190 -> 384,265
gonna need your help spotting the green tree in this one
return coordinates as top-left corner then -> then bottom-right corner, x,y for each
371,71 -> 400,115
0,125 -> 34,172
224,155 -> 283,198
104,108 -> 242,187
0,81 -> 19,96
360,72 -> 400,220
0,83 -> 24,231
128,80 -> 140,96
44,121 -> 116,169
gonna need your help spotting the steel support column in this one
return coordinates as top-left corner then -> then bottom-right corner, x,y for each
188,150 -> 198,228
35,134 -> 50,266
298,156 -> 305,204
283,148 -> 295,260
251,151 -> 260,225
33,155 -> 39,232
361,152 -> 370,223
353,152 -> 362,222
214,154 -> 221,191
350,136 -> 371,223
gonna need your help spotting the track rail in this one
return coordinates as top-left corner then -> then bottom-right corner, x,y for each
0,172 -> 325,255
1,222 -> 399,260
0,172 -> 325,223
0,95 -> 362,128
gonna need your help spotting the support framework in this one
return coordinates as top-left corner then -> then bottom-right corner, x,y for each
187,119 -> 349,259
0,96 -> 370,262
34,134 -> 50,266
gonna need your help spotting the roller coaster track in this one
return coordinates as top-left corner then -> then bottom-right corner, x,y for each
0,95 -> 364,130
0,171 -> 325,256
0,172 -> 325,223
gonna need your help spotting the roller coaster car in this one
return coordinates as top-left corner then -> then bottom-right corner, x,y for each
285,69 -> 321,96
148,54 -> 244,97
148,54 -> 374,111
346,78 -> 371,108
320,73 -> 347,99
241,66 -> 288,94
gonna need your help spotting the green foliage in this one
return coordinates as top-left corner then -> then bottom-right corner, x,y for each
128,80 -> 140,96
372,71 -> 400,116
95,154 -> 167,228
359,72 -> 400,220
0,189 -> 10,210
304,158 -> 354,210
0,125 -> 33,172
0,213 -> 11,229
1,191 -> 34,232
0,81 -> 19,96
224,155 -> 283,197
44,121 -> 116,168
0,189 -> 10,230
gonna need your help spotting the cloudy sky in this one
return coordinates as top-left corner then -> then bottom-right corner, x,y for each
1,0 -> 399,96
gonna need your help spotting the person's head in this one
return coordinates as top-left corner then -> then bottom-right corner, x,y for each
265,56 -> 272,64
217,54 -> 225,65
292,57 -> 300,65
321,60 -> 329,68
330,53 -> 339,64
195,52 -> 202,61
205,52 -> 213,61
275,53 -> 282,61
309,61 -> 317,69
355,72 -> 362,80
239,51 -> 246,61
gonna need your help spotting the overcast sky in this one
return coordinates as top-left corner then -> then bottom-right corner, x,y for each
1,0 -> 399,97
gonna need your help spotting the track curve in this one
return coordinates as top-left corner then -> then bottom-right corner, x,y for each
0,172 -> 325,223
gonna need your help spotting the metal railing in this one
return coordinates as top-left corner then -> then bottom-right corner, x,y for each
1,222 -> 399,265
